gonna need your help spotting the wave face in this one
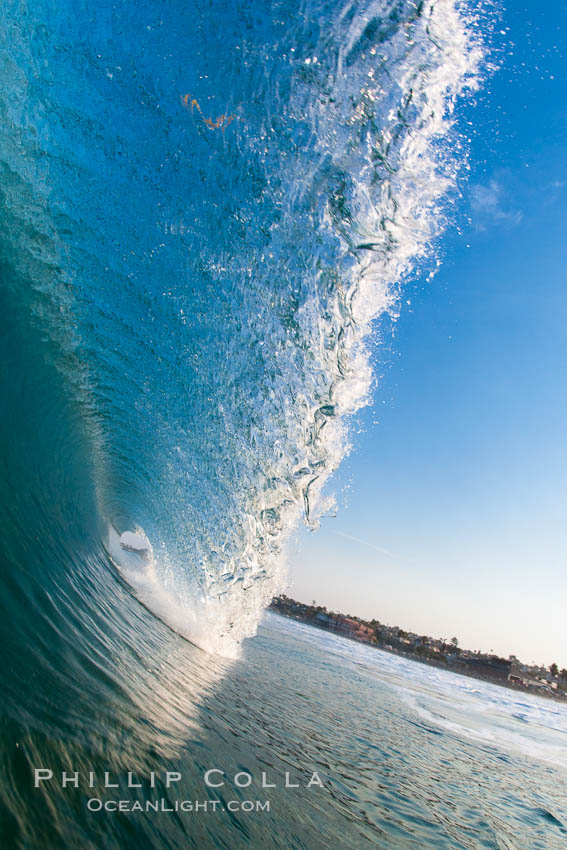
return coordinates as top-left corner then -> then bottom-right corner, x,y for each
0,0 -> 482,654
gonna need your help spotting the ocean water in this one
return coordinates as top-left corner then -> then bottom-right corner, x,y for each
5,0 -> 565,848
0,0 -> 484,654
2,610 -> 567,849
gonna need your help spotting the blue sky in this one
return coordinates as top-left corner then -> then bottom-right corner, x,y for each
289,1 -> 567,668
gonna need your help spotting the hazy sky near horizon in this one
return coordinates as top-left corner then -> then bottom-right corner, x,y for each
288,1 -> 567,669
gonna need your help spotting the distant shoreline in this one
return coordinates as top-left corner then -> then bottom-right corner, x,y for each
269,596 -> 567,703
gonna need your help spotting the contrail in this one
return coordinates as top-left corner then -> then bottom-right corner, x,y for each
330,530 -> 396,559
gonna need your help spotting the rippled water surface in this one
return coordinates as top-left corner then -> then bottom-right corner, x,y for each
3,611 -> 567,849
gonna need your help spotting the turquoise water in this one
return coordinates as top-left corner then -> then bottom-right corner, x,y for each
5,1 -> 565,847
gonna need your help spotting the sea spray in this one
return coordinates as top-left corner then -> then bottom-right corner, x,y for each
189,0 -> 484,652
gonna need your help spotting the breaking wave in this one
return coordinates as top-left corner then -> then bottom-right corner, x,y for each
0,0 -> 484,655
